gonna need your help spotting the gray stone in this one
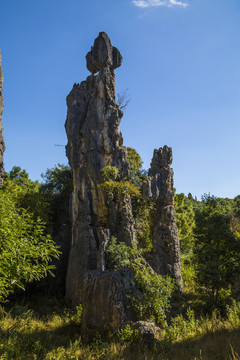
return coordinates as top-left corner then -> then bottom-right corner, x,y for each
86,32 -> 122,74
143,146 -> 183,289
65,34 -> 135,306
64,33 -> 183,339
81,269 -> 135,341
129,321 -> 160,347
0,52 -> 5,186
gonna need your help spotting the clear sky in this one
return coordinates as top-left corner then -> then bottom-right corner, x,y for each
1,0 -> 240,199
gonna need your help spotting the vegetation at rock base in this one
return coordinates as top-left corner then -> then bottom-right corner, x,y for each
106,237 -> 174,326
0,171 -> 60,301
0,296 -> 240,359
1,158 -> 240,359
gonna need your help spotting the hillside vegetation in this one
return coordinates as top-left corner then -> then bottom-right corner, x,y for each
1,153 -> 240,360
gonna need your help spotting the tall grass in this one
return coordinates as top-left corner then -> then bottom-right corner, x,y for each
0,297 -> 240,359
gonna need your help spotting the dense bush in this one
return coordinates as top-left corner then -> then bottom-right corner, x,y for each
0,189 -> 60,301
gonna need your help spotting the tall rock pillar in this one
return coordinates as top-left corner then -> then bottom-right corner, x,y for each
65,32 -> 136,305
144,146 -> 183,289
64,33 -> 183,337
0,52 -> 5,185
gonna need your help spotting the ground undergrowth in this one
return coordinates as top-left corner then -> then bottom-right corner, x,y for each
1,295 -> 240,360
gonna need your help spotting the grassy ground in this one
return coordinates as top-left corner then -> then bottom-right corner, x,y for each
1,295 -> 240,360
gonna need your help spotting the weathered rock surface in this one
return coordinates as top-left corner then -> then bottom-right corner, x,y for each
144,146 -> 183,289
86,32 -> 122,74
81,269 -> 135,341
65,32 -> 183,338
129,321 -> 160,347
0,52 -> 5,186
65,32 -> 135,306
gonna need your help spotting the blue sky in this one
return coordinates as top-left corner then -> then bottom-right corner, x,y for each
0,0 -> 240,199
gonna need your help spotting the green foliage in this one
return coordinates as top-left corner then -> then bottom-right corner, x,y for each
40,164 -> 73,233
100,165 -> 119,182
233,195 -> 240,218
126,147 -> 146,186
106,237 -> 131,270
2,166 -> 51,226
106,239 -> 174,327
226,300 -> 240,327
1,296 -> 240,359
100,162 -> 152,250
181,263 -> 197,292
193,194 -> 240,303
165,308 -> 199,341
131,256 -> 175,326
113,324 -> 139,343
4,166 -> 39,191
40,164 -> 72,195
174,193 -> 195,255
132,196 -> 153,251
99,178 -> 141,203
0,190 -> 60,301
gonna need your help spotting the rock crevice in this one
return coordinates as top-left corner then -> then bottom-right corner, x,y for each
65,33 -> 134,306
65,32 -> 183,338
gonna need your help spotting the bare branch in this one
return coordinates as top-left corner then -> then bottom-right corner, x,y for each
116,89 -> 131,110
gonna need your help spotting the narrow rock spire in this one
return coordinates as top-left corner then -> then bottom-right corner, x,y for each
143,146 -> 184,289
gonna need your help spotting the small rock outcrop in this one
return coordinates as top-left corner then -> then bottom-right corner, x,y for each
81,269 -> 135,341
129,321 -> 160,347
0,52 -> 5,186
143,146 -> 183,289
65,32 -> 183,338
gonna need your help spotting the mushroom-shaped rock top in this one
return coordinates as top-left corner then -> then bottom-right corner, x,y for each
86,32 -> 123,74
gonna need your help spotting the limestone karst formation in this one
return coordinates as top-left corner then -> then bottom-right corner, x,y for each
0,52 -> 5,186
65,32 -> 183,338
143,146 -> 183,287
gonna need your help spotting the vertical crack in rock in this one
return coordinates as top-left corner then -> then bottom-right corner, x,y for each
0,52 -> 5,186
65,32 -> 136,307
65,32 -> 183,338
143,146 -> 183,289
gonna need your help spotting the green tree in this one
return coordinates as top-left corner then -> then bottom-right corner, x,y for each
126,147 -> 146,186
40,164 -> 73,233
2,166 -> 50,225
0,188 -> 60,301
174,193 -> 195,255
193,194 -> 240,303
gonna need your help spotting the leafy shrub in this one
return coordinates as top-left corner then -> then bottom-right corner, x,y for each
106,237 -> 131,270
100,166 -> 119,182
113,324 -> 139,343
106,239 -> 174,327
131,257 -> 175,327
0,189 -> 60,301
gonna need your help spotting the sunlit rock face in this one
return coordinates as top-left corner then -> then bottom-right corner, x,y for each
0,52 -> 5,186
65,32 -> 135,308
65,32 -> 183,339
143,146 -> 183,289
